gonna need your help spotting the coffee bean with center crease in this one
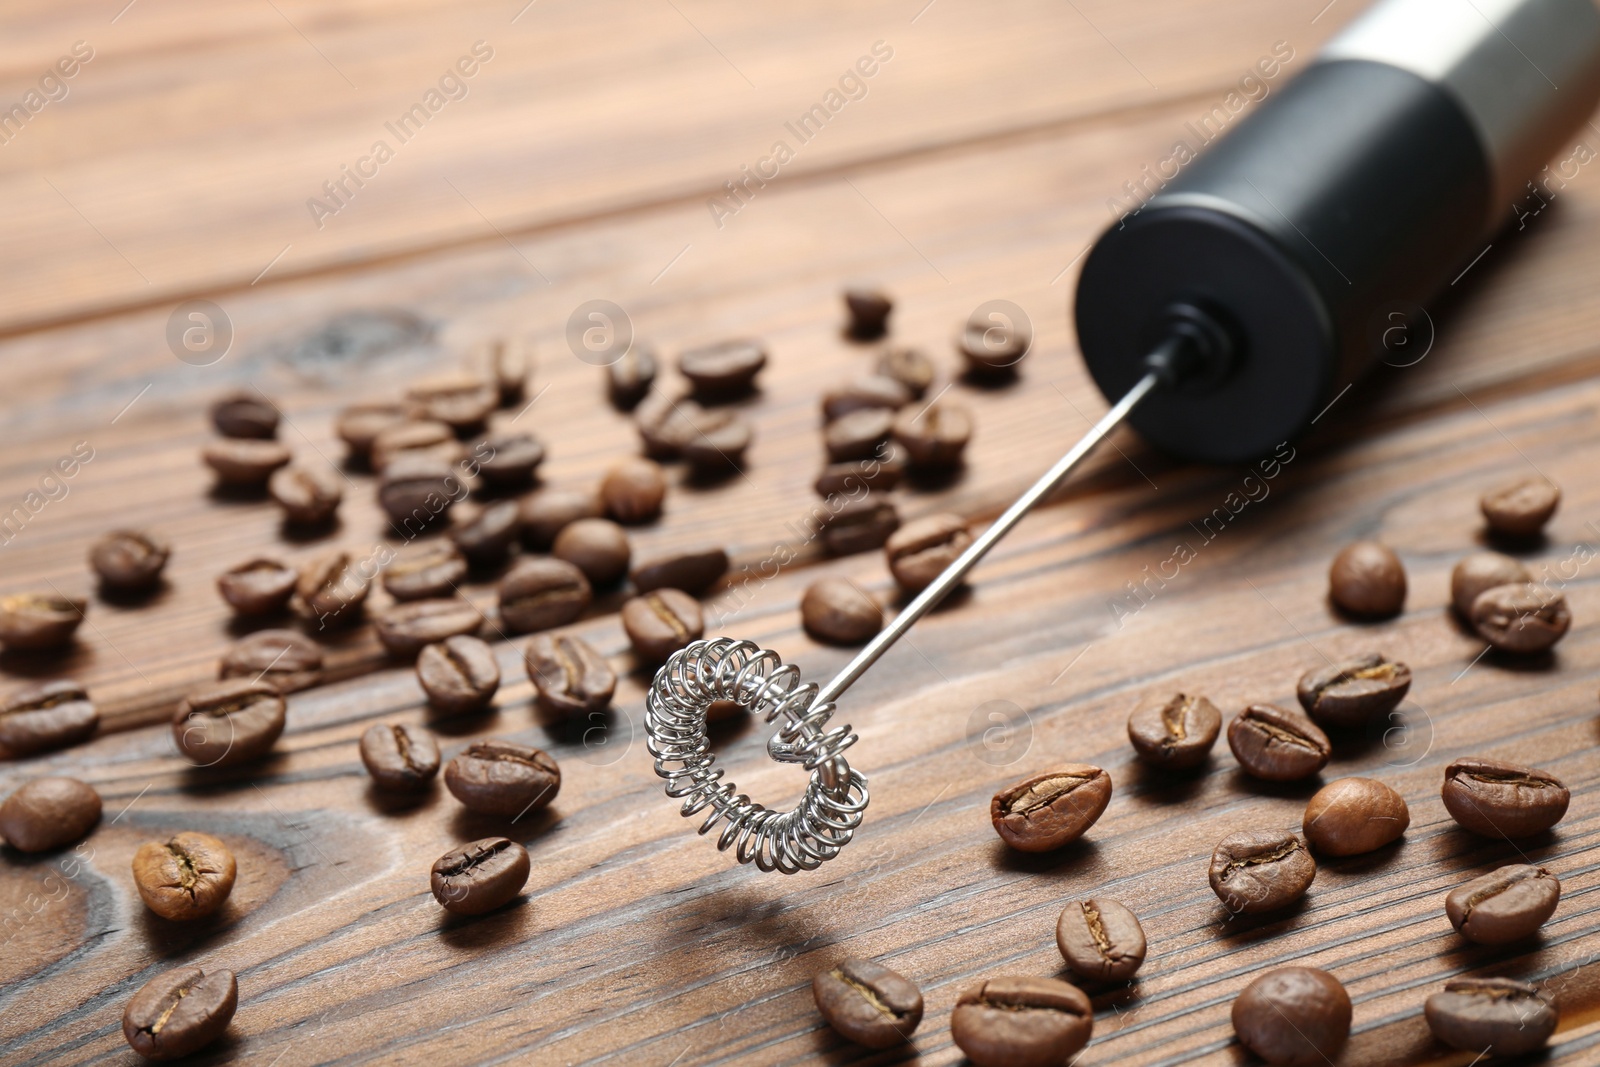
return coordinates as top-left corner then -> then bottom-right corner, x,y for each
498,558 -> 591,634
417,634 -> 500,714
601,458 -> 666,524
893,400 -> 972,468
0,681 -> 97,758
525,633 -> 616,720
1481,476 -> 1560,539
219,629 -> 322,693
990,765 -> 1112,852
1442,756 -> 1569,838
843,289 -> 893,340
1209,829 -> 1315,914
801,578 -> 883,646
813,957 -> 923,1049
217,558 -> 297,615
1127,692 -> 1222,770
1328,540 -> 1406,617
630,548 -> 729,596
268,466 -> 342,525
820,496 -> 900,555
211,390 -> 278,438
444,738 -> 561,815
123,966 -> 238,1061
359,722 -> 441,790
607,345 -> 657,410
1227,704 -> 1330,782
383,542 -> 468,602
554,518 -> 631,586
1056,898 -> 1146,982
202,439 -> 291,487
371,419 -> 461,473
90,530 -> 171,592
958,311 -> 1032,374
406,374 -> 498,434
173,679 -> 286,768
680,406 -> 753,471
0,776 -> 101,851
473,432 -> 544,489
375,598 -> 484,659
1450,551 -> 1531,618
1232,967 -> 1351,1066
825,408 -> 893,462
1470,583 -> 1570,653
1303,777 -> 1410,855
821,376 -> 911,421
1425,978 -> 1557,1056
951,977 -> 1092,1067
0,592 -> 87,651
1296,653 -> 1411,729
815,446 -> 905,498
622,588 -> 703,665
1446,863 -> 1560,944
876,346 -> 933,398
431,836 -> 530,915
519,488 -> 602,550
296,551 -> 371,625
679,338 -> 766,398
885,513 -> 972,593
336,403 -> 408,462
450,499 -> 522,564
379,451 -> 463,528
132,831 -> 236,920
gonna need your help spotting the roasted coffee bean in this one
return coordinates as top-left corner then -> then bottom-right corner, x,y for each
444,738 -> 561,815
0,681 -> 97,758
892,400 -> 972,468
336,403 -> 408,461
958,311 -> 1031,374
601,458 -> 666,524
217,558 -> 297,615
378,451 -> 463,528
498,558 -> 591,634
1327,540 -> 1406,618
951,977 -> 1092,1067
1209,829 -> 1315,914
631,548 -> 728,596
885,513 -> 972,593
679,406 -> 752,471
359,722 -> 441,790
519,487 -> 602,549
90,530 -> 171,591
0,592 -> 86,651
1227,704 -> 1330,782
132,831 -> 236,920
876,346 -> 934,398
1303,777 -> 1409,856
607,345 -> 657,410
635,397 -> 698,459
219,629 -> 322,693
813,957 -> 922,1049
824,408 -> 893,462
431,836 -> 530,915
268,466 -> 342,525
815,446 -> 905,497
482,336 -> 532,406
820,496 -> 900,555
473,432 -> 544,489
123,966 -> 238,1060
1446,863 -> 1560,944
202,438 -> 291,487
622,588 -> 703,665
296,551 -> 371,625
375,598 -> 484,658
525,633 -> 616,720
1450,552 -> 1530,618
821,376 -> 911,421
1470,582 -> 1570,653
450,499 -> 522,564
1295,653 -> 1411,728
173,679 -> 286,767
991,765 -> 1112,852
553,518 -> 631,586
371,419 -> 459,472
801,578 -> 882,646
1481,476 -> 1560,539
406,373 -> 497,434
1232,967 -> 1350,1066
1127,693 -> 1222,770
1425,977 -> 1556,1055
383,542 -> 468,602
678,338 -> 766,397
1056,898 -> 1146,982
210,390 -> 278,439
1442,756 -> 1569,838
0,776 -> 100,851
416,634 -> 501,714
843,288 -> 893,340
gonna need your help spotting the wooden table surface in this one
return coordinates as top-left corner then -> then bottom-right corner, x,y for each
5,1 -> 1600,1064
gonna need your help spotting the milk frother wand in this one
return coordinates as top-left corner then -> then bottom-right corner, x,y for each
645,0 -> 1600,873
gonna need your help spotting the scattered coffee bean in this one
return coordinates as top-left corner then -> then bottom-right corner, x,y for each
820,496 -> 900,555
801,578 -> 883,645
1232,967 -> 1350,1066
631,548 -> 729,596
1328,540 -> 1406,617
607,345 -> 658,410
498,558 -> 592,634
1470,582 -> 1570,653
679,339 -> 766,398
843,289 -> 893,340
473,432 -> 544,489
892,400 -> 972,468
296,551 -> 371,625
1295,653 -> 1411,728
958,310 -> 1031,375
990,765 -> 1112,852
444,738 -> 561,815
132,831 -> 236,920
378,451 -> 463,528
815,446 -> 905,497
813,957 -> 923,1049
375,598 -> 484,658
635,397 -> 699,459
875,346 -> 933,398
483,337 -> 531,406
1227,704 -> 1330,782
1303,777 -> 1409,855
1446,864 -> 1560,944
1127,693 -> 1222,770
1450,552 -> 1531,618
1442,756 -> 1569,838
90,530 -> 171,592
622,588 -> 704,665
217,558 -> 297,615
821,376 -> 911,421
601,458 -> 667,524
268,466 -> 342,525
525,633 -> 616,720
519,487 -> 602,550
553,518 -> 631,586
416,634 -> 501,714
450,499 -> 522,564
371,419 -> 458,472
679,406 -> 753,471
201,439 -> 291,487
0,681 -> 97,758
406,374 -> 498,434
0,592 -> 86,651
885,513 -> 972,593
210,390 -> 278,438
336,403 -> 408,462
431,836 -> 531,915
1481,476 -> 1560,538
1056,898 -> 1146,982
0,776 -> 101,851
359,723 -> 441,790
1425,977 -> 1557,1056
173,679 -> 286,768
824,408 -> 893,462
383,542 -> 468,602
219,629 -> 322,693
123,966 -> 238,1061
1210,829 -> 1314,914
951,977 -> 1092,1067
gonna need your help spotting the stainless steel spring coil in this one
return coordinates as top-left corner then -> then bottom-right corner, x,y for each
644,637 -> 869,874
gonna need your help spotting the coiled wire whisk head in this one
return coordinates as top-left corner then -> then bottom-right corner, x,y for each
644,637 -> 869,874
